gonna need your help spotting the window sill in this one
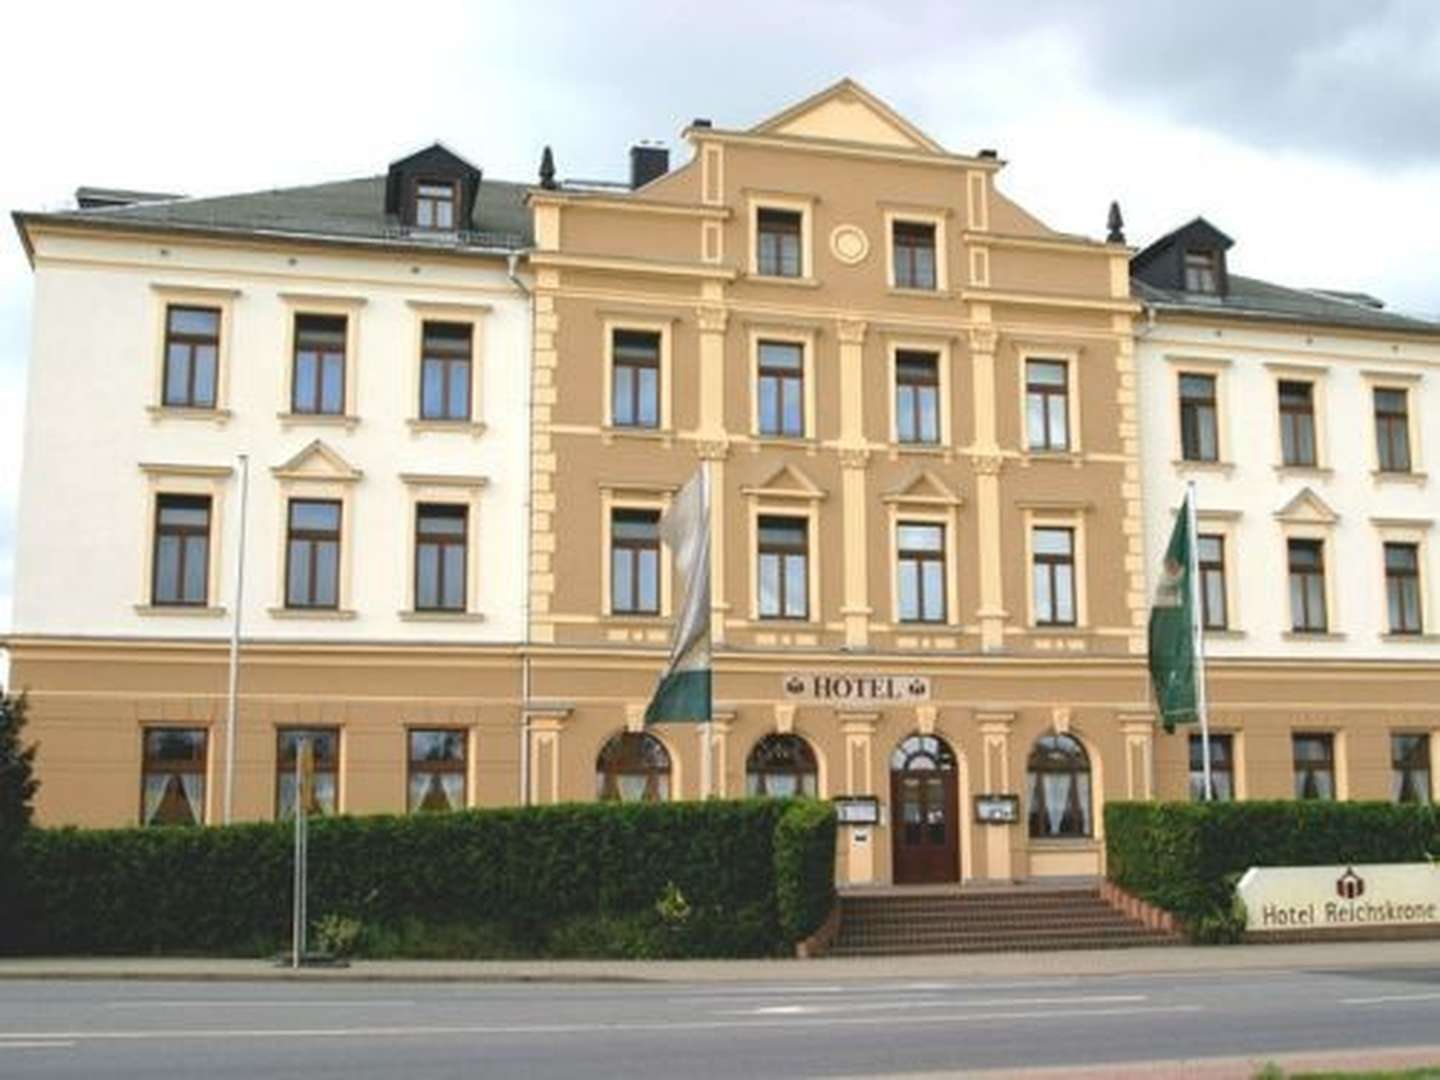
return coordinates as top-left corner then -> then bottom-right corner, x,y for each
887,286 -> 953,300
1381,632 -> 1440,643
147,405 -> 232,425
1021,449 -> 1082,466
398,610 -> 486,623
278,412 -> 361,430
407,418 -> 487,437
1171,458 -> 1234,475
748,434 -> 820,449
1027,837 -> 1099,850
1281,630 -> 1346,641
744,273 -> 820,288
133,604 -> 227,618
889,442 -> 949,456
603,613 -> 671,625
1203,628 -> 1247,640
267,607 -> 358,620
1274,464 -> 1333,479
601,425 -> 674,444
1373,469 -> 1428,486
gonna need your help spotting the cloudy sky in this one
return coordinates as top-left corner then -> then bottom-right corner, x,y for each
2,0 -> 1439,652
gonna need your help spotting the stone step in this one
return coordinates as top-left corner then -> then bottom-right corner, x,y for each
835,921 -> 1166,945
828,933 -> 1179,957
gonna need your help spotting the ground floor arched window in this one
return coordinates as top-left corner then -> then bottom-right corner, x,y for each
596,731 -> 672,802
745,733 -> 818,797
1027,733 -> 1091,838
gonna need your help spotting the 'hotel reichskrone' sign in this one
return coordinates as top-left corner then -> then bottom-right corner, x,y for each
783,673 -> 931,704
1237,863 -> 1440,932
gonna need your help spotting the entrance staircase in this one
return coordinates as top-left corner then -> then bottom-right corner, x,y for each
827,881 -> 1181,956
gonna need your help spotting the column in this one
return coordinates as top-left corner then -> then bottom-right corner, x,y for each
968,319 -> 1007,651
836,317 -> 871,649
977,710 -> 1016,881
840,710 -> 879,884
697,297 -> 730,647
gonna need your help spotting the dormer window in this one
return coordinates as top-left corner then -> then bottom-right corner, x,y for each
415,180 -> 457,230
1184,250 -> 1219,293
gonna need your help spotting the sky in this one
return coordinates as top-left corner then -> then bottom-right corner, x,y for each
2,0 -> 1439,654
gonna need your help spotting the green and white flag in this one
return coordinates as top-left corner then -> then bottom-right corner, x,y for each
1148,490 -> 1199,733
644,468 -> 712,724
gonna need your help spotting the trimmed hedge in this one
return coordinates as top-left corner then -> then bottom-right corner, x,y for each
2,798 -> 836,958
1106,800 -> 1439,932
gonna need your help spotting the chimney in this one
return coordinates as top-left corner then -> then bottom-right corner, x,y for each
977,148 -> 998,160
692,118 -> 712,129
629,143 -> 669,189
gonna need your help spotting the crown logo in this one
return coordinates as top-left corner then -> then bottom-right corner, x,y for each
1336,867 -> 1365,900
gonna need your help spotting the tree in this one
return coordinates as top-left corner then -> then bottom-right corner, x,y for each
0,689 -> 38,852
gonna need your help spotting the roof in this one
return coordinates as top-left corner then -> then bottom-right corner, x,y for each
1134,272 -> 1440,336
15,173 -> 533,258
1131,216 -> 1232,274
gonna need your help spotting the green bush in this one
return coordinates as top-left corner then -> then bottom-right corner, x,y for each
1106,800 -> 1438,937
2,797 -> 837,958
773,798 -> 837,942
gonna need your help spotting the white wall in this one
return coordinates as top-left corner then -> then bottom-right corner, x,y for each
1138,313 -> 1440,660
12,229 -> 530,643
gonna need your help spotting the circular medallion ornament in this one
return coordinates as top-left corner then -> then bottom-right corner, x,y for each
829,224 -> 870,266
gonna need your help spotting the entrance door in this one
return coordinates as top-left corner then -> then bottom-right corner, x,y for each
890,733 -> 959,885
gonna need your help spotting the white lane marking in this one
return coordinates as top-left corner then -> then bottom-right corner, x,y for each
0,1041 -> 77,1049
1341,991 -> 1440,1005
680,979 -> 1083,1004
105,999 -> 415,1009
743,993 -> 1145,1017
0,1003 -> 1201,1043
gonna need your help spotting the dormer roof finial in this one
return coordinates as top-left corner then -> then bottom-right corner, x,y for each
1106,201 -> 1126,245
539,146 -> 557,190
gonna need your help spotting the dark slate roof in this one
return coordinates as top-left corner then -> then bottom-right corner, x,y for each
18,174 -> 533,254
1133,273 -> 1440,336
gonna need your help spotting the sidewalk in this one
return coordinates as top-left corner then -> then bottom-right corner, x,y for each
2,938 -> 1439,983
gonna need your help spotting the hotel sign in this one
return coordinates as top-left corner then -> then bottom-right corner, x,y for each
1237,863 -> 1440,932
783,673 -> 930,705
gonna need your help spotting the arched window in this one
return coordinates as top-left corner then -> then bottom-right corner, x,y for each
746,734 -> 818,797
889,733 -> 955,773
596,732 -> 672,802
1027,733 -> 1092,838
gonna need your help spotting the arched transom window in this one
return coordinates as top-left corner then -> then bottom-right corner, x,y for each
746,734 -> 818,798
1027,733 -> 1092,838
596,731 -> 672,803
890,733 -> 955,773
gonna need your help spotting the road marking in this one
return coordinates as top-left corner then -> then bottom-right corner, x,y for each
105,999 -> 415,1009
1340,992 -> 1440,1005
0,1003 -> 1201,1043
742,994 -> 1146,1017
0,1041 -> 76,1050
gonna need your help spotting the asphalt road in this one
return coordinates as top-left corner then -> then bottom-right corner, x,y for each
1,965 -> 1439,1078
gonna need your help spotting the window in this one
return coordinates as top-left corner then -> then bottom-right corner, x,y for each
897,522 -> 946,623
1385,542 -> 1423,634
291,314 -> 347,416
1279,381 -> 1317,466
408,729 -> 467,812
1032,527 -> 1076,626
141,728 -> 206,826
1375,388 -> 1412,473
1292,733 -> 1335,801
1392,734 -> 1432,804
415,504 -> 467,612
1198,534 -> 1227,631
1287,539 -> 1327,633
1027,733 -> 1091,838
756,208 -> 802,277
892,220 -> 937,290
611,508 -> 661,615
1188,733 -> 1234,801
757,340 -> 805,437
1025,360 -> 1070,451
746,734 -> 818,798
285,499 -> 341,609
414,180 -> 457,230
758,515 -> 809,619
1184,250 -> 1218,293
419,321 -> 472,421
895,351 -> 940,445
1179,374 -> 1218,462
596,731 -> 671,802
152,495 -> 211,606
611,330 -> 661,428
276,727 -> 339,819
162,306 -> 220,408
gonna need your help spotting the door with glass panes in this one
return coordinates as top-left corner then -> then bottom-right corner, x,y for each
890,734 -> 959,884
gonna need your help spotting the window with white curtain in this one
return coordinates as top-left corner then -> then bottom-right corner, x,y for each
1026,733 -> 1091,838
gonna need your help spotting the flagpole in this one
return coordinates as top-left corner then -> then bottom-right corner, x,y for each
1185,480 -> 1214,801
223,452 -> 250,825
699,462 -> 714,799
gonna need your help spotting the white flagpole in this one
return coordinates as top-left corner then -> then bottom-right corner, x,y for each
700,462 -> 713,798
1185,480 -> 1214,801
223,452 -> 250,825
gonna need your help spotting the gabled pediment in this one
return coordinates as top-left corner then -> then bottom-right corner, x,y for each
881,469 -> 964,507
1274,487 -> 1338,525
271,439 -> 363,483
751,78 -> 945,153
740,463 -> 826,501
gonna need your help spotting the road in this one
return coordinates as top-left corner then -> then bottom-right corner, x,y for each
1,964 -> 1439,1078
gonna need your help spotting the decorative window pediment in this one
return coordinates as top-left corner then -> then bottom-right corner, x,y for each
882,468 -> 964,507
1274,487 -> 1338,525
740,463 -> 826,502
271,439 -> 363,484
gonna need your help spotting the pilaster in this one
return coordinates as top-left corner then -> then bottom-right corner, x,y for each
836,317 -> 871,648
977,709 -> 1016,880
969,317 -> 1007,650
1119,712 -> 1156,800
